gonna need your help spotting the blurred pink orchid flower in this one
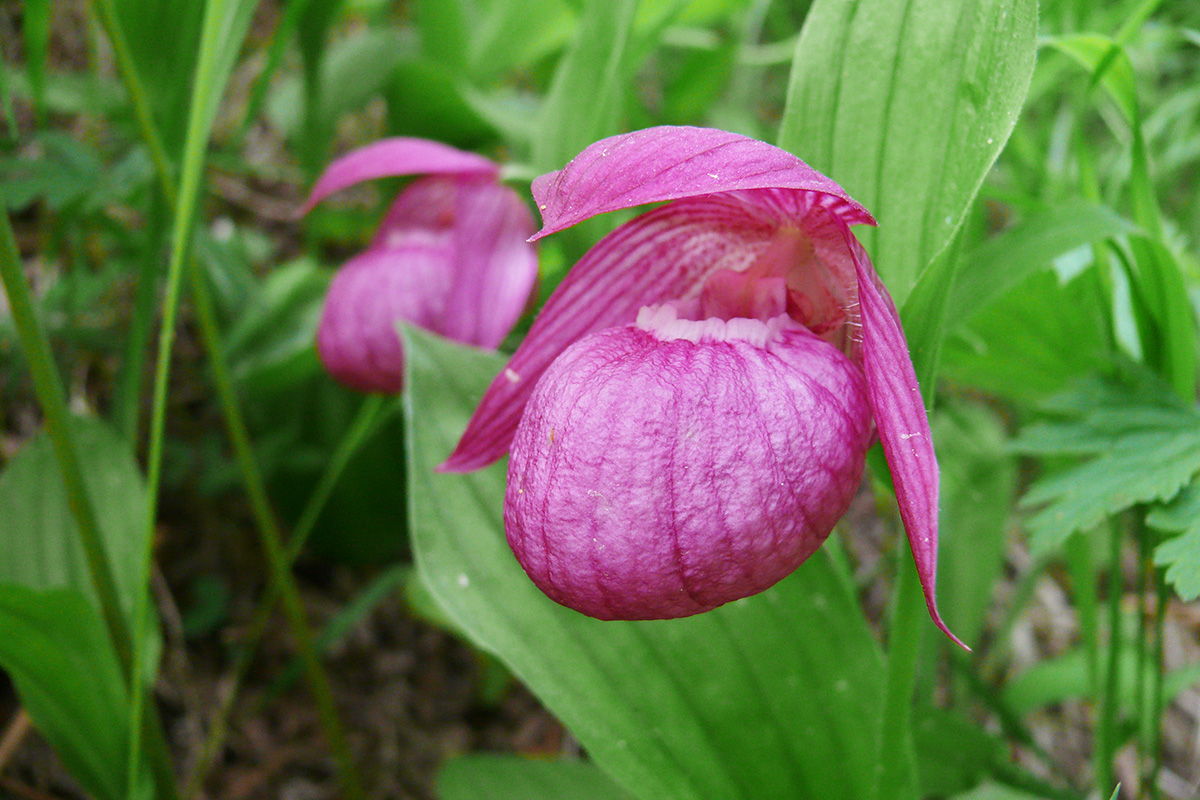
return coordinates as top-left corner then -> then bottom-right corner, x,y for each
441,126 -> 961,647
302,138 -> 538,393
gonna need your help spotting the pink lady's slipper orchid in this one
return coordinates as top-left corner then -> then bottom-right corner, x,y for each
442,126 -> 962,646
302,138 -> 538,393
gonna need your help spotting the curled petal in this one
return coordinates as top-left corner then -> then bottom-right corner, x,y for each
505,320 -> 873,620
316,233 -> 455,393
849,231 -> 967,650
531,126 -> 874,239
301,137 -> 498,214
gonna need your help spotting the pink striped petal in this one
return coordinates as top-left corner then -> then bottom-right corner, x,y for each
441,194 -> 780,472
530,126 -> 874,239
301,137 -> 499,214
849,230 -> 966,650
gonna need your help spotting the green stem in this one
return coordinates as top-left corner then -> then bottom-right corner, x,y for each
181,394 -> 387,799
1095,519 -> 1124,797
188,269 -> 365,800
870,551 -> 924,800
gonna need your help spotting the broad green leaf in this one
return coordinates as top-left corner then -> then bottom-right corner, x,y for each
0,586 -> 149,800
931,402 -> 1015,649
1013,376 -> 1200,554
949,200 -> 1139,330
534,0 -> 638,172
778,0 -> 1038,303
913,707 -> 1005,798
1147,485 -> 1200,600
0,414 -> 149,618
438,754 -> 635,800
111,0 -> 206,151
384,59 -> 496,148
415,0 -> 470,73
267,28 -> 415,140
941,267 -> 1112,403
403,326 -> 896,800
469,0 -> 577,79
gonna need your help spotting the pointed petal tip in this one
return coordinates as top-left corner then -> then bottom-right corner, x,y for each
924,595 -> 971,651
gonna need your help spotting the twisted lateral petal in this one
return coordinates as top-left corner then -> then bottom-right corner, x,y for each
530,126 -> 874,239
848,232 -> 966,650
316,233 -> 455,394
505,320 -> 873,620
440,194 -> 788,472
301,137 -> 498,214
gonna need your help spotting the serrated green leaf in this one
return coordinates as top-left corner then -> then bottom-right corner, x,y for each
438,754 -> 635,800
1015,377 -> 1200,554
403,326 -> 898,800
1148,485 -> 1200,600
778,0 -> 1038,304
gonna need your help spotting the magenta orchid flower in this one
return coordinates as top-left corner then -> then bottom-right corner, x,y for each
302,138 -> 538,393
441,126 -> 962,647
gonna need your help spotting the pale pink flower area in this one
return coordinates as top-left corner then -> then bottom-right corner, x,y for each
303,138 -> 538,393
441,126 -> 962,646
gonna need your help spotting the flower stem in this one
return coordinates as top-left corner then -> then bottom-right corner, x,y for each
1095,518 -> 1124,796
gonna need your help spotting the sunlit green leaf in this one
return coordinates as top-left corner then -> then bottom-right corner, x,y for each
534,0 -> 638,171
779,0 -> 1038,303
403,326 -> 896,800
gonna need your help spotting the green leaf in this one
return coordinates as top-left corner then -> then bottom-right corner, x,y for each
403,326 -> 896,800
949,200 -> 1139,330
534,0 -> 638,172
949,783 -> 1057,800
0,414 -> 150,618
111,0 -> 207,151
468,0 -> 578,79
21,0 -> 50,118
778,0 -> 1038,303
1147,485 -> 1200,600
438,754 -> 635,800
1014,376 -> 1200,555
1002,640 -> 1200,716
912,707 -> 1004,798
941,267 -> 1112,402
1043,34 -> 1139,124
0,586 -> 148,800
